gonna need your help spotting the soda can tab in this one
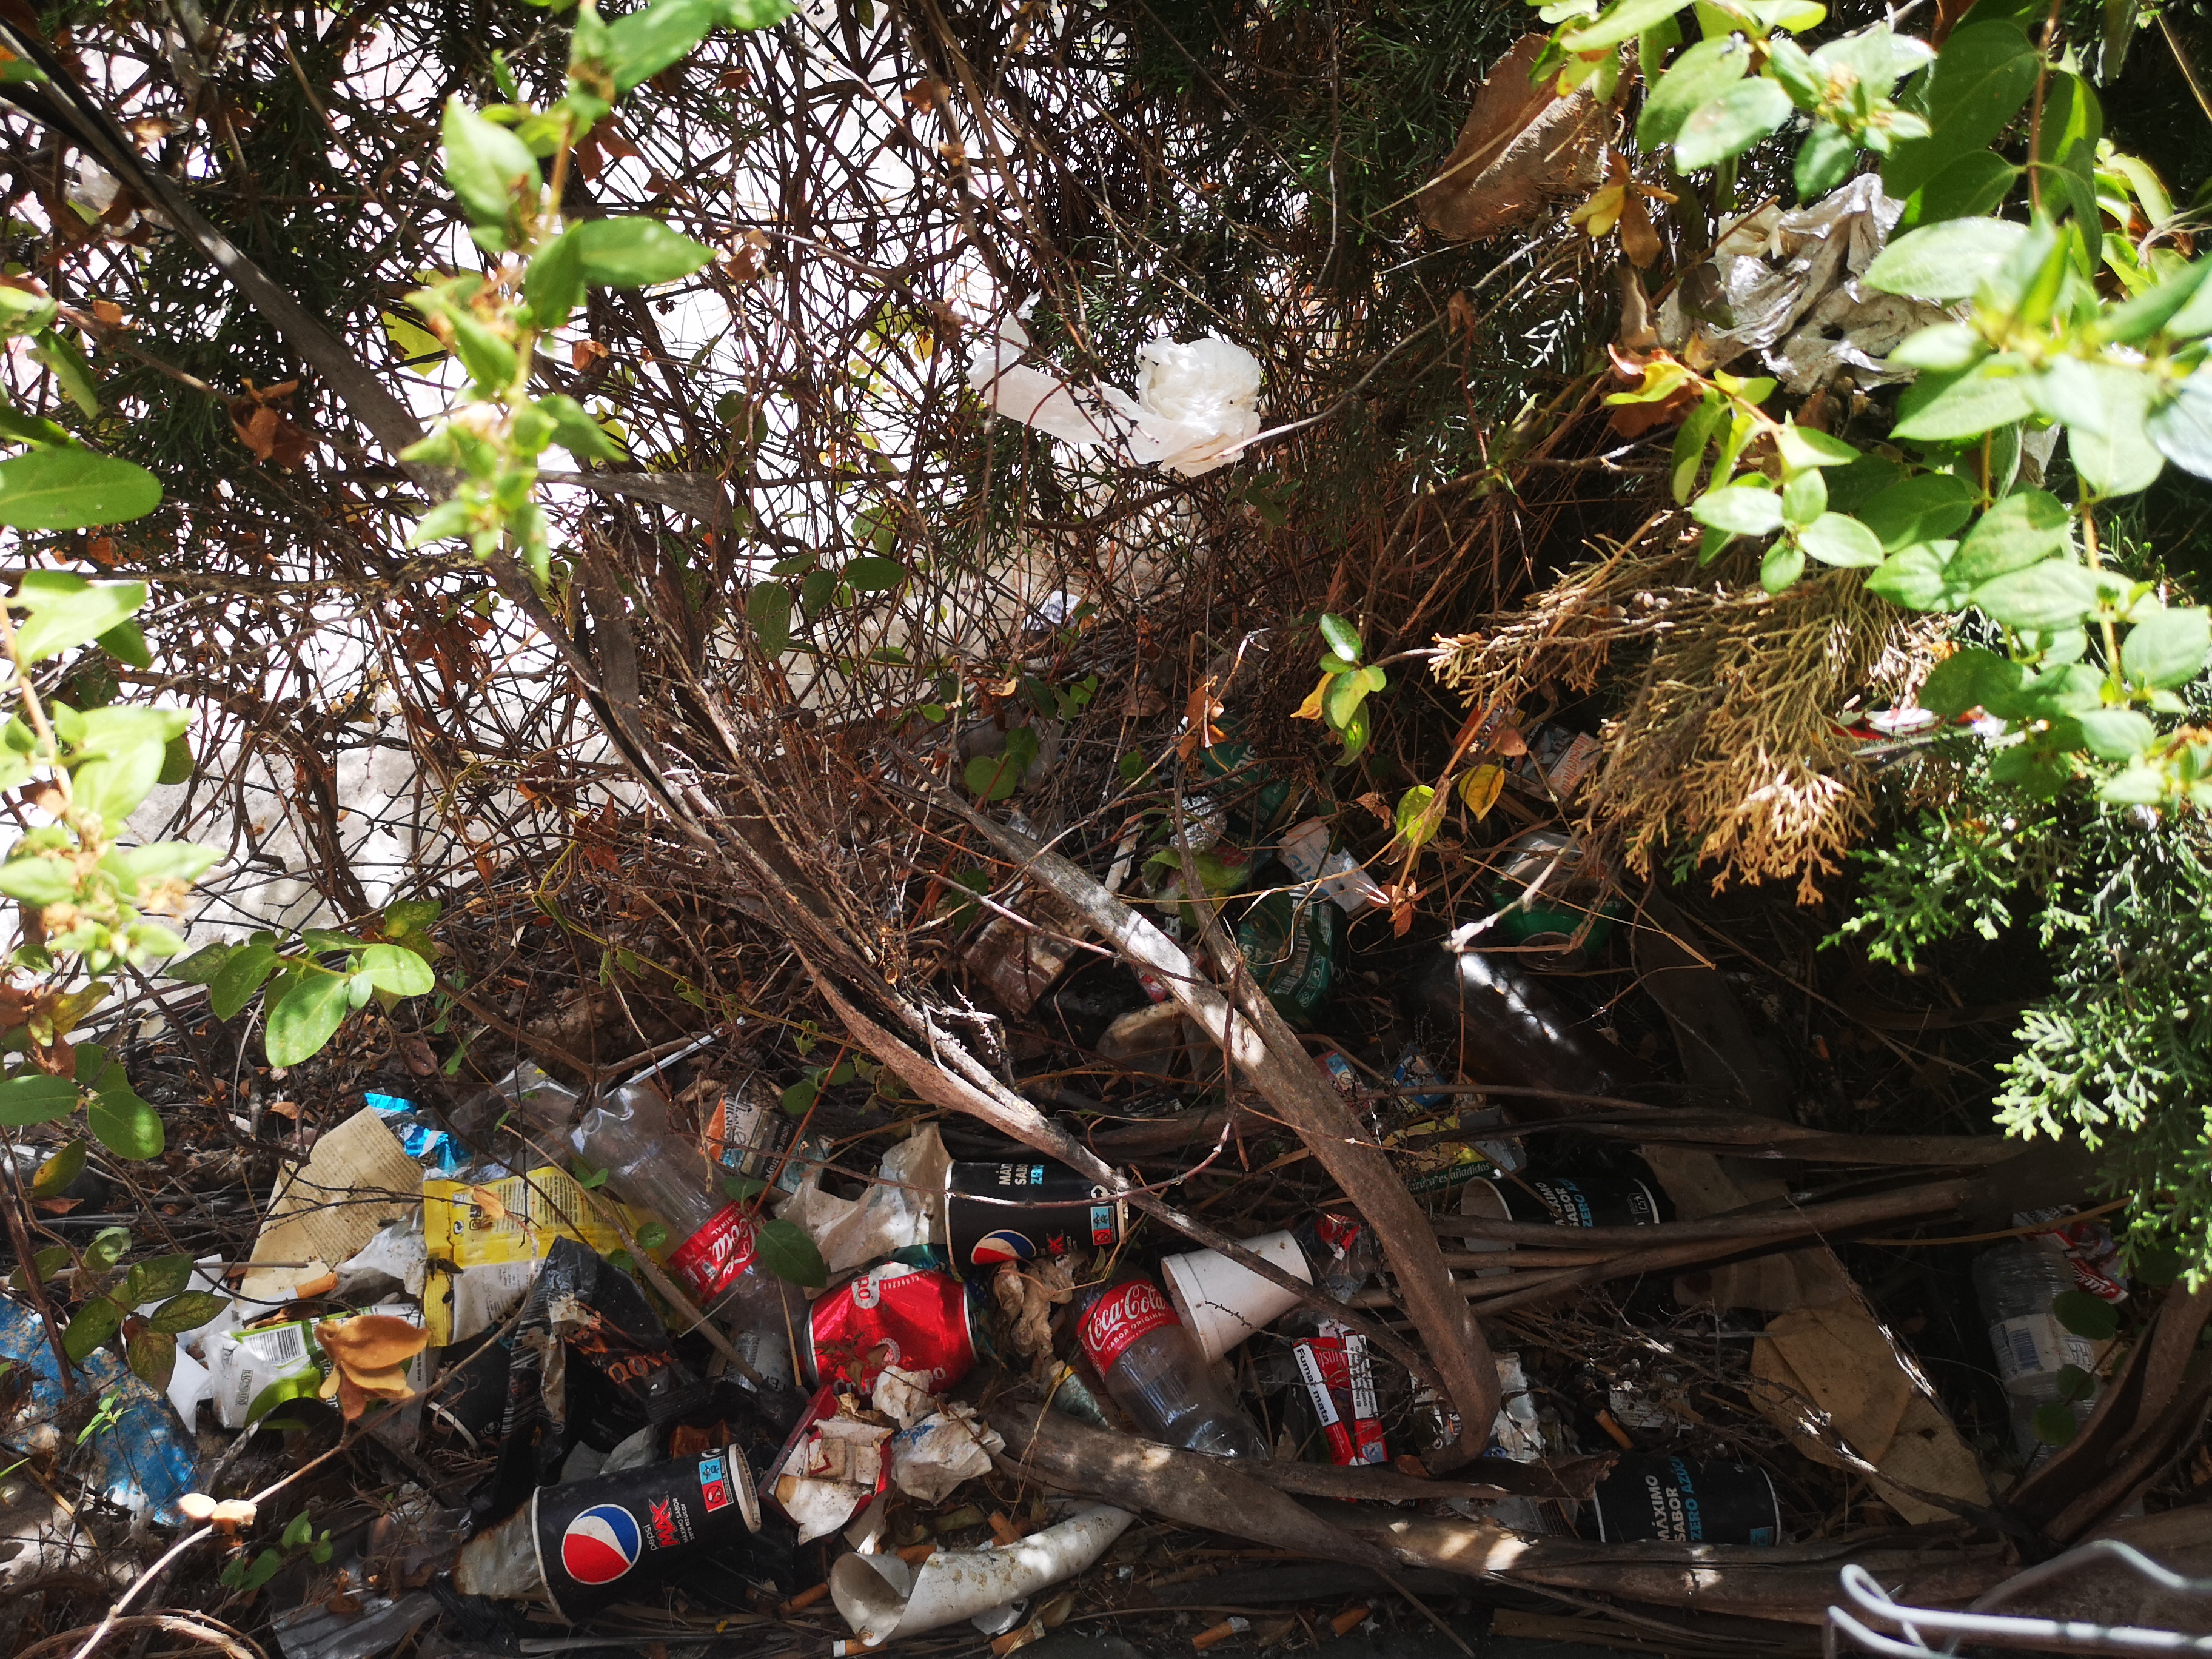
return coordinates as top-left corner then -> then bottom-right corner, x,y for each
942,1159 -> 1128,1269
802,1263 -> 977,1392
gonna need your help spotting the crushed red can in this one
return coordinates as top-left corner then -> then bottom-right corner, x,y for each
800,1262 -> 977,1391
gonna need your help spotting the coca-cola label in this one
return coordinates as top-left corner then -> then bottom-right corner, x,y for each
667,1204 -> 757,1301
1079,1279 -> 1180,1373
1294,1327 -> 1387,1466
806,1263 -> 975,1390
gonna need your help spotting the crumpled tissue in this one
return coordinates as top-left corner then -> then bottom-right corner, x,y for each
967,317 -> 1262,476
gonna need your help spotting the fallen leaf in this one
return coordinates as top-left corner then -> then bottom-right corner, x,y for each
1291,674 -> 1331,722
1418,34 -> 1617,243
1175,678 -> 1225,764
264,1098 -> 300,1119
317,1313 -> 430,1374
1356,791 -> 1393,823
1620,191 -> 1661,269
466,1185 -> 508,1226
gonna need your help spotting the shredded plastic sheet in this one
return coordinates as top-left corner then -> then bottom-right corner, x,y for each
1657,176 -> 1950,394
0,1297 -> 197,1524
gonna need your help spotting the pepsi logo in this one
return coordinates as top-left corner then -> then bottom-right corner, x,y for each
970,1229 -> 1034,1265
560,1504 -> 642,1586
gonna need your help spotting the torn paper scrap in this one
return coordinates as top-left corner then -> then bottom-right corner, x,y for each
240,1109 -> 421,1307
831,1504 -> 1134,1644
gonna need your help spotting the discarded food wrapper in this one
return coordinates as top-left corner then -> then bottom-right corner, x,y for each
240,1108 -> 422,1307
769,1383 -> 894,1543
454,1441 -> 765,1620
1277,818 -> 1389,913
420,1164 -> 654,1346
334,1216 -> 427,1304
709,1076 -> 813,1195
209,1300 -> 431,1432
830,1503 -> 1135,1645
777,1124 -> 949,1279
0,1295 -> 198,1524
365,1090 -> 465,1175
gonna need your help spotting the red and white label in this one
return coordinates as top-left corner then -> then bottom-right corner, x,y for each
668,1204 -> 758,1301
1295,1328 -> 1387,1466
1079,1280 -> 1180,1373
809,1264 -> 975,1390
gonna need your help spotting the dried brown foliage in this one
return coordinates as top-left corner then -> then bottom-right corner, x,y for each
1419,35 -> 1618,242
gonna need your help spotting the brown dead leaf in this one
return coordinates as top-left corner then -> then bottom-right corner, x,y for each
317,1312 -> 430,1373
1175,678 -> 1225,764
1123,681 -> 1167,719
398,1036 -> 438,1076
1493,726 -> 1529,757
571,338 -> 609,371
227,380 -> 312,469
1418,34 -> 1616,243
1355,791 -> 1392,823
466,1184 -> 508,1225
1619,191 -> 1660,269
264,1098 -> 300,1119
89,299 -> 124,329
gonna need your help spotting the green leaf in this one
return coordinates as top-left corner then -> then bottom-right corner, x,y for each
1560,0 -> 1692,52
0,1071 -> 76,1126
1673,75 -> 1794,171
209,940 -> 280,1020
357,943 -> 434,997
1393,785 -> 1439,849
2102,259 -> 2212,344
1947,489 -> 2071,586
127,1253 -> 194,1303
1774,422 -> 1861,472
843,555 -> 905,592
1888,322 -> 1986,374
0,447 -> 158,536
127,1327 -> 175,1392
1893,360 -> 2037,442
524,228 -> 586,329
62,1295 -> 122,1363
107,842 -> 222,895
1760,540 -> 1806,594
1859,474 -> 1974,548
1866,217 -> 2030,302
595,0 -> 795,93
2148,370 -> 2212,480
440,98 -> 540,230
0,857 -> 78,908
570,218 -> 716,287
747,581 -> 793,657
29,329 -> 97,417
166,938 -> 229,983
1865,541 -> 1959,610
2031,1401 -> 2080,1446
1781,468 -> 1826,528
264,973 -> 354,1068
1921,646 -> 2023,717
1794,121 -> 1855,199
383,899 -> 441,938
1881,21 -> 2039,199
1324,663 -> 1373,730
1337,702 -> 1370,763
752,1216 -> 829,1289
90,1081 -> 162,1160
151,1289 -> 231,1334
1691,483 -> 1783,536
158,731 -> 194,786
2075,707 -> 2156,760
2122,606 -> 2211,689
83,1226 -> 130,1274
1904,152 -> 2021,227
1317,612 -> 1362,662
96,620 -> 151,670
2061,362 -> 2162,497
1972,560 -> 2100,632
964,752 -> 1022,802
10,1245 -> 67,1296
69,705 -> 190,825
2052,1287 -> 2120,1339
535,394 -> 622,463
11,572 -> 150,665
2033,72 -> 2102,262
29,1140 -> 84,1198
1637,35 -> 1750,149
1798,513 -> 1883,567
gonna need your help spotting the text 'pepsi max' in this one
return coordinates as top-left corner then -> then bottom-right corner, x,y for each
942,1158 -> 1127,1269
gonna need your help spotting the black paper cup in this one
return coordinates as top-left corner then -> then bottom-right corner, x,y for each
532,1444 -> 761,1618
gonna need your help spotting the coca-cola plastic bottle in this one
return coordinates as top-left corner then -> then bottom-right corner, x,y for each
1077,1278 -> 1268,1458
574,1085 -> 799,1390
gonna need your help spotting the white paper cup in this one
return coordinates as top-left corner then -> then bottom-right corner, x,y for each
1159,1230 -> 1312,1362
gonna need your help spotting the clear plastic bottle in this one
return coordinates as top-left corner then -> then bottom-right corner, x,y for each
1973,1239 -> 2097,1452
1077,1277 -> 1269,1458
574,1084 -> 799,1389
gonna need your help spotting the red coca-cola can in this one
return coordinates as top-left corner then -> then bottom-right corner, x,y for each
800,1262 -> 977,1391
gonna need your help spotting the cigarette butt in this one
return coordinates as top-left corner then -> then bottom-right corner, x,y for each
988,1510 -> 1022,1546
1330,1607 -> 1371,1637
895,1542 -> 938,1564
991,1617 -> 1047,1656
1596,1410 -> 1634,1450
1193,1617 -> 1250,1650
776,1582 -> 830,1615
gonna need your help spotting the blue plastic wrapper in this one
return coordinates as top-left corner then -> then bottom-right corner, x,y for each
366,1091 -> 464,1175
0,1298 -> 199,1525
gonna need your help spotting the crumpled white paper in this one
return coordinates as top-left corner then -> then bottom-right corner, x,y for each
1657,175 -> 1950,395
776,1124 -> 949,1278
967,318 -> 1262,476
890,1405 -> 1004,1503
